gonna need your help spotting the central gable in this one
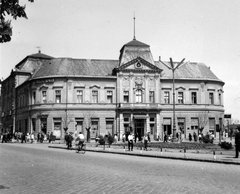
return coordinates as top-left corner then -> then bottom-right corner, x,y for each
118,57 -> 162,73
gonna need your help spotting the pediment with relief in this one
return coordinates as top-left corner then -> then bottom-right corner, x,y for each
118,57 -> 162,73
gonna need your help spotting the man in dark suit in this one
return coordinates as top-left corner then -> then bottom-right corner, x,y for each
235,127 -> 240,158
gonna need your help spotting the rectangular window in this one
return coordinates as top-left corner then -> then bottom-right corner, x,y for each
149,91 -> 155,103
209,93 -> 214,104
92,91 -> 98,103
164,91 -> 170,104
77,90 -> 83,103
32,118 -> 36,132
136,89 -> 142,103
107,91 -> 113,103
55,90 -> 61,103
191,118 -> 198,131
42,91 -> 47,103
218,93 -> 221,105
178,92 -> 184,104
123,91 -> 129,103
106,120 -> 114,135
191,92 -> 197,104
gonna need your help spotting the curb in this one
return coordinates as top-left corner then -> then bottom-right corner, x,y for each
48,146 -> 240,165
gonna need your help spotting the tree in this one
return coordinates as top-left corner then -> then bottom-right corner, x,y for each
83,111 -> 96,143
195,111 -> 209,134
0,0 -> 34,43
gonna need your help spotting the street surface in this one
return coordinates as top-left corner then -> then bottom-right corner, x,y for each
0,143 -> 240,194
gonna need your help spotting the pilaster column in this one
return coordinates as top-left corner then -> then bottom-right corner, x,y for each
146,113 -> 150,133
119,113 -> 124,139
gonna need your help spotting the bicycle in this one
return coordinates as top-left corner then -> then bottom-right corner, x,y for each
75,141 -> 86,154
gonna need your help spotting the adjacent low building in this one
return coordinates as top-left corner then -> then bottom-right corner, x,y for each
1,38 -> 225,140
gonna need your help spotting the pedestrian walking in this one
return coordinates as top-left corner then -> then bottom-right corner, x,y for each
163,132 -> 168,143
147,132 -> 151,143
128,133 -> 133,151
234,127 -> 240,158
189,133 -> 192,141
193,132 -> 197,142
21,133 -> 26,143
143,133 -> 148,151
30,133 -> 34,143
198,133 -> 202,143
122,133 -> 126,143
114,134 -> 118,144
67,133 -> 73,150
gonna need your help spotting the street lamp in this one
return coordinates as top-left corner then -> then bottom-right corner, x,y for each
161,58 -> 186,141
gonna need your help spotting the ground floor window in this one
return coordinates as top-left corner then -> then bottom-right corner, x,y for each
191,118 -> 199,132
53,118 -> 62,139
106,119 -> 114,136
91,119 -> 99,139
32,118 -> 36,132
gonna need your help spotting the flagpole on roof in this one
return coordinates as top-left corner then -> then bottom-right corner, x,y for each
133,13 -> 136,40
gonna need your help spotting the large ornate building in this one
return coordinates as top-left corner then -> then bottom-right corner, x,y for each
1,37 -> 225,140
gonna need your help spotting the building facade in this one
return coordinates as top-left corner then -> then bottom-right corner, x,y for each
1,38 -> 225,140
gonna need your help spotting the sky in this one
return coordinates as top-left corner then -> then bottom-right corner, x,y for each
1,0 -> 240,121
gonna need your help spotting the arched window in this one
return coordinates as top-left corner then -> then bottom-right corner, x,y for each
136,89 -> 142,103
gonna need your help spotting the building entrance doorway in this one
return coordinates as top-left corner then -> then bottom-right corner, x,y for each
164,125 -> 172,135
134,119 -> 145,141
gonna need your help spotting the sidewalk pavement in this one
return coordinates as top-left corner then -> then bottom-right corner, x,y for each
48,142 -> 240,165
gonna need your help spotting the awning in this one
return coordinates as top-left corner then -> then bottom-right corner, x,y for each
133,115 -> 149,119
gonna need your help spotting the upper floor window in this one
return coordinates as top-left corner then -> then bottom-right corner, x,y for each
191,92 -> 197,104
135,89 -> 142,103
92,90 -> 98,103
32,91 -> 36,104
218,93 -> 222,105
77,90 -> 83,103
149,91 -> 155,103
42,91 -> 47,104
178,92 -> 184,104
107,91 -> 113,103
209,93 -> 214,104
123,91 -> 129,103
164,91 -> 170,104
55,90 -> 61,103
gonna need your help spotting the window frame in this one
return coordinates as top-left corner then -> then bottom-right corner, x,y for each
149,91 -> 155,103
42,90 -> 47,104
178,92 -> 184,104
76,90 -> 83,103
92,90 -> 98,103
191,92 -> 197,104
209,92 -> 214,104
135,89 -> 142,103
123,91 -> 129,103
55,90 -> 61,103
107,91 -> 113,103
164,91 -> 170,104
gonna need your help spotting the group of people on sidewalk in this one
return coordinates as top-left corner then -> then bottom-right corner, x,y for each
1,131 -> 56,144
122,132 -> 151,151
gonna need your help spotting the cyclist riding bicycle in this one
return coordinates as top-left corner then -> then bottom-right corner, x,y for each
76,132 -> 85,151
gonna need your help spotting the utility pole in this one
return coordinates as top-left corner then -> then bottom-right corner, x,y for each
160,58 -> 186,141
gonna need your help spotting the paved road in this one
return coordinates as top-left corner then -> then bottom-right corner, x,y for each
0,143 -> 240,194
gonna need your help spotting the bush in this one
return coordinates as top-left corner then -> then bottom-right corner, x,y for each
107,134 -> 114,146
98,135 -> 105,145
202,134 -> 213,143
219,141 -> 233,150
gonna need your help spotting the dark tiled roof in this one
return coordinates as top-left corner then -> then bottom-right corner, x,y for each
31,57 -> 222,82
15,52 -> 54,69
124,39 -> 149,47
155,61 -> 221,81
27,52 -> 53,59
119,39 -> 154,66
32,58 -> 119,79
